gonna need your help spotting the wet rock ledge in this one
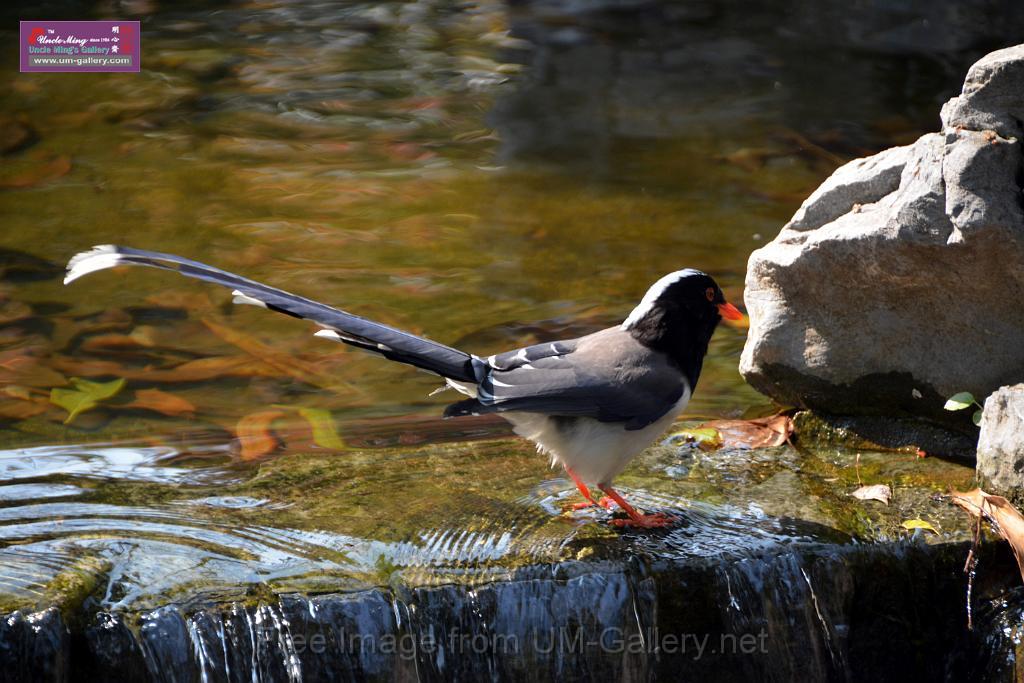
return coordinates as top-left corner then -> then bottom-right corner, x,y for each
0,426 -> 1019,681
0,540 -> 1020,682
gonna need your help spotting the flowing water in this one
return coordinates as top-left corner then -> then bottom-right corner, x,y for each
1,1 -> 1021,679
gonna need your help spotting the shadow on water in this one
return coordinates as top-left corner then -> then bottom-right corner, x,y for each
2,0 -> 1024,679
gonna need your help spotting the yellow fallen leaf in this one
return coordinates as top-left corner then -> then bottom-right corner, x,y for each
297,407 -> 345,450
49,377 -> 125,424
901,518 -> 938,533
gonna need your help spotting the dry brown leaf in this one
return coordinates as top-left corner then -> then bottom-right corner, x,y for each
697,414 -> 793,449
952,488 -> 1024,581
126,388 -> 196,417
235,409 -> 286,460
851,483 -> 892,505
0,351 -> 67,388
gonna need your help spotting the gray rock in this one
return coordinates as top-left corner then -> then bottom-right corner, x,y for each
785,143 -> 912,232
977,384 -> 1024,498
940,44 -> 1024,139
741,45 -> 1024,428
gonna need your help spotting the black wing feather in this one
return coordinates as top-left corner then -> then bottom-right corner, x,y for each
65,245 -> 480,382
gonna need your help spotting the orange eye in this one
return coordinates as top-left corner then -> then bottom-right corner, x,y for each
705,287 -> 715,302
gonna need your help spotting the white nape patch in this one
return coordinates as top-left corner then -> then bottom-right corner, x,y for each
376,342 -> 392,352
64,245 -> 122,285
231,290 -> 267,308
314,329 -> 342,341
620,268 -> 706,329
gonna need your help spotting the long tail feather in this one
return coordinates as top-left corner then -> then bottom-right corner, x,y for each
65,245 -> 482,383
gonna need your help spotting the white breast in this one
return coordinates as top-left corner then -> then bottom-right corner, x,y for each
501,389 -> 691,486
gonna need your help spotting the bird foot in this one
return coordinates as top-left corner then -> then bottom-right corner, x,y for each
571,496 -> 614,511
608,512 -> 675,529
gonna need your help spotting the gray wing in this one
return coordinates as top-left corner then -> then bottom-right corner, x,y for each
445,328 -> 687,430
486,339 -> 579,370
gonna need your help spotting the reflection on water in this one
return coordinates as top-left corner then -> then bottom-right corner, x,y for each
0,0 -> 1008,618
0,444 -> 221,484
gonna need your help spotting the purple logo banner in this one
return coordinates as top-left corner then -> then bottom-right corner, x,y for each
20,20 -> 141,73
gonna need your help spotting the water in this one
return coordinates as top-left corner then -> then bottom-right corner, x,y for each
0,0 -> 1019,678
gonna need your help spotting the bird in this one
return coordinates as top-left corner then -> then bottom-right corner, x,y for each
64,245 -> 742,528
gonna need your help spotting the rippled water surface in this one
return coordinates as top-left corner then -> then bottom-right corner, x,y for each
0,0 -> 993,611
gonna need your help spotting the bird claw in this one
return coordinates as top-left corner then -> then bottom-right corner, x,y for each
571,496 -> 614,511
608,512 -> 675,529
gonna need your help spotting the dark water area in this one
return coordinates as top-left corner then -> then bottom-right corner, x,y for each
2,0 -> 1024,680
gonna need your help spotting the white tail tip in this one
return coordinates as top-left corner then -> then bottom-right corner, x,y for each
64,245 -> 122,285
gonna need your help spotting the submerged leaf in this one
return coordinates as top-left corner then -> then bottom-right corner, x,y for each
0,350 -> 67,388
0,384 -> 50,420
79,331 -> 156,353
901,518 -> 938,533
3,385 -> 34,401
202,319 -> 327,387
972,409 -> 983,426
235,410 -> 286,460
297,407 -> 346,450
952,488 -> 1024,581
944,392 -> 975,411
852,484 -> 892,505
0,153 -> 71,189
0,399 -> 48,420
51,354 -> 281,382
49,377 -> 125,424
697,414 -> 793,449
126,388 -> 196,417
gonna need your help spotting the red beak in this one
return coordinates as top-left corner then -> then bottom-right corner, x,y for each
717,302 -> 743,320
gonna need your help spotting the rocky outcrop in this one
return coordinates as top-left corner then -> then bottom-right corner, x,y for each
740,45 -> 1024,427
977,384 -> 1024,499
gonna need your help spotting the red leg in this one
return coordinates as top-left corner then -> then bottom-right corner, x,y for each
598,485 -> 673,528
565,467 -> 611,510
